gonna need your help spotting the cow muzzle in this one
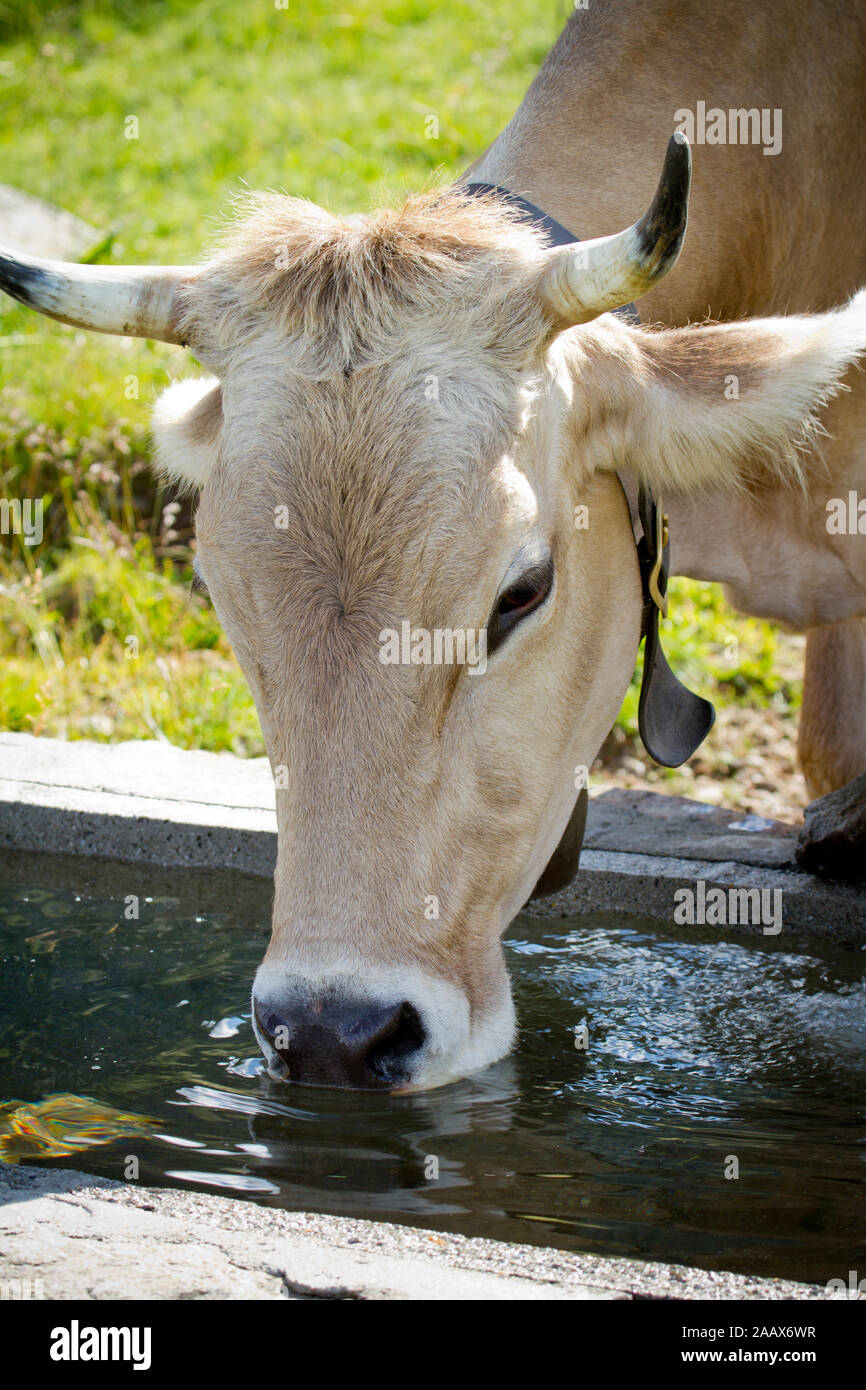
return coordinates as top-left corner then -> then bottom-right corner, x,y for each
254,994 -> 426,1090
251,957 -> 515,1092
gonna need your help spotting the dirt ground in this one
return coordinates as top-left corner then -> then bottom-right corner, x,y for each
595,633 -> 809,827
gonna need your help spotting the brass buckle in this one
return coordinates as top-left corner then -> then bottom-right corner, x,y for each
648,505 -> 669,618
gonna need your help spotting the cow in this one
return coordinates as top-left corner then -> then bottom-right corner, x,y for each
2,0 -> 865,1091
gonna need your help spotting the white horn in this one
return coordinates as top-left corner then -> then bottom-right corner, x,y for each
536,132 -> 691,329
0,247 -> 196,343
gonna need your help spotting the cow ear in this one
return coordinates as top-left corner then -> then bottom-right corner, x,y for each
575,290 -> 866,494
152,376 -> 222,492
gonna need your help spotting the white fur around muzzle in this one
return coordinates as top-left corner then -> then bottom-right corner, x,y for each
251,958 -> 516,1091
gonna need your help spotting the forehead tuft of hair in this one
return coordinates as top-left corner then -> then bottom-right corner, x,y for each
176,187 -> 552,375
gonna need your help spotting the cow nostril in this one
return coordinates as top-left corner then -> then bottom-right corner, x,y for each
366,1002 -> 426,1084
258,1010 -> 289,1051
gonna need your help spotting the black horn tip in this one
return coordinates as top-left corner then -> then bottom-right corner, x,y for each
0,249 -> 54,311
635,132 -> 692,270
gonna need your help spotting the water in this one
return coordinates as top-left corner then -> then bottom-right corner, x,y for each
1,851 -> 864,1284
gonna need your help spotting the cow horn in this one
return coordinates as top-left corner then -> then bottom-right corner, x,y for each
536,132 -> 691,328
0,246 -> 195,343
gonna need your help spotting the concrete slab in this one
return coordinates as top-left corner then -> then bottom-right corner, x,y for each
0,733 -> 277,875
0,1164 -> 826,1301
587,788 -> 798,868
1,732 -> 863,936
0,184 -> 102,261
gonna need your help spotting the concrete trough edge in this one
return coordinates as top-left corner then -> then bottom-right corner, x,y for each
527,849 -> 866,937
0,785 -> 278,877
1,764 -> 863,935
0,1165 -> 828,1301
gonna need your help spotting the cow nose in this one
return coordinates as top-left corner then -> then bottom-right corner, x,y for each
254,997 -> 426,1089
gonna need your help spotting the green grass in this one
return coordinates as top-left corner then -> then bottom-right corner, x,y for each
0,0 -> 557,444
1,528 -> 261,749
0,0 -> 800,752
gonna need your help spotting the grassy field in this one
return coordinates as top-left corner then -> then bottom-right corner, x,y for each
0,0 -> 801,768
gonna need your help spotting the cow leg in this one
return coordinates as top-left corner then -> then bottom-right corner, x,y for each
797,619 -> 866,878
799,619 -> 866,796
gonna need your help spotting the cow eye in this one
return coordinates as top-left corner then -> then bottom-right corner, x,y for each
487,559 -> 554,655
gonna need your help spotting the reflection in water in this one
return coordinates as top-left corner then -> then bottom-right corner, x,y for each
0,873 -> 864,1283
0,1093 -> 153,1162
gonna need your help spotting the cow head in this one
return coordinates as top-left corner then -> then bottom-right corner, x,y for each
4,137 -> 866,1090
